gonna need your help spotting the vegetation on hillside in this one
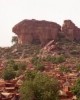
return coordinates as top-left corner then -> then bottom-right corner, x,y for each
71,78 -> 80,100
2,59 -> 27,80
0,41 -> 80,100
20,70 -> 59,100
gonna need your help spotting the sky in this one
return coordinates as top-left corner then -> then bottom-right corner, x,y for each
0,0 -> 80,47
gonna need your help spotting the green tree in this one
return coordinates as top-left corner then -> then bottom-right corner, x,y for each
12,36 -> 18,45
7,59 -> 19,71
17,62 -> 26,70
71,78 -> 80,99
31,57 -> 45,71
44,55 -> 65,64
76,64 -> 80,71
3,67 -> 16,80
20,71 -> 59,100
59,66 -> 71,73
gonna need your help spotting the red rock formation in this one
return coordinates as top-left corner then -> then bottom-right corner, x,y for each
12,19 -> 61,46
62,20 -> 80,41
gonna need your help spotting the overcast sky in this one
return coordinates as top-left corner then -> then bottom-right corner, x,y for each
0,0 -> 80,47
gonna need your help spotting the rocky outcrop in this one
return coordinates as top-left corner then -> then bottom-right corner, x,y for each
12,19 -> 80,45
62,20 -> 80,41
38,40 -> 57,58
12,19 -> 61,46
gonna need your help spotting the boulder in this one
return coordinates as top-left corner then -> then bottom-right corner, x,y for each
38,40 -> 57,58
12,19 -> 61,46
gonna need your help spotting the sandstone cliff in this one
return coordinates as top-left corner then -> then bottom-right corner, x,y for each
12,19 -> 61,45
12,19 -> 80,46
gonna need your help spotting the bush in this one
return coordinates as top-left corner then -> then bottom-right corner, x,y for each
59,66 -> 71,73
35,62 -> 45,71
5,60 -> 27,78
31,57 -> 45,71
20,71 -> 59,100
13,63 -> 19,71
7,59 -> 19,71
7,60 -> 27,71
3,67 -> 16,80
71,78 -> 80,99
31,57 -> 42,65
7,59 -> 15,67
44,55 -> 65,64
76,64 -> 80,71
54,55 -> 65,63
25,70 -> 37,80
70,50 -> 79,55
17,62 -> 26,70
16,69 -> 23,77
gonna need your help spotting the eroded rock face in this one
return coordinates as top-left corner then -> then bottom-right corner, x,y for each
12,19 -> 61,45
12,19 -> 80,45
62,20 -> 80,41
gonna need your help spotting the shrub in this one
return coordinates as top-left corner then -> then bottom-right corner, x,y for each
7,60 -> 27,71
31,57 -> 45,71
44,55 -> 65,64
3,67 -> 16,80
70,50 -> 79,55
20,71 -> 59,100
25,70 -> 37,80
31,57 -> 42,65
71,78 -> 80,99
54,55 -> 65,63
76,64 -> 80,71
7,59 -> 19,71
43,55 -> 53,62
12,63 -> 19,71
17,62 -> 26,70
16,69 -> 23,77
7,59 -> 15,67
59,66 -> 71,73
35,62 -> 45,71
